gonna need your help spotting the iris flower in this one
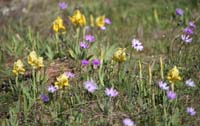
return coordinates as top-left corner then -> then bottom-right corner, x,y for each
54,74 -> 69,89
52,16 -> 66,33
69,10 -> 86,27
12,59 -> 25,76
27,51 -> 44,69
166,66 -> 181,84
112,48 -> 126,63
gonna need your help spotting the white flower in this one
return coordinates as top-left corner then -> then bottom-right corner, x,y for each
131,39 -> 143,51
185,79 -> 195,87
123,118 -> 135,126
181,34 -> 192,43
158,81 -> 169,91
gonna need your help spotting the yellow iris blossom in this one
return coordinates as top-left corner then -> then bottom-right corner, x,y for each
112,48 -> 126,63
52,16 -> 66,33
96,15 -> 105,28
12,59 -> 25,76
27,51 -> 44,69
54,74 -> 69,89
167,66 -> 181,83
69,10 -> 86,27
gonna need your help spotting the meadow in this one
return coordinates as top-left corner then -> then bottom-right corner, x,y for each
0,0 -> 200,125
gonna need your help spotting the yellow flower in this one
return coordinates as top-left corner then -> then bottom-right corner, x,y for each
96,15 -> 105,28
167,66 -> 181,83
69,10 -> 86,27
90,15 -> 94,27
27,51 -> 44,69
52,16 -> 66,33
12,59 -> 25,76
54,74 -> 69,89
112,48 -> 126,63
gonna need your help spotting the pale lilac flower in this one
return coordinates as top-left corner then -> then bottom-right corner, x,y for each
85,26 -> 90,32
184,27 -> 193,35
158,81 -> 169,91
185,79 -> 195,87
123,118 -> 135,126
181,34 -> 192,43
100,26 -> 106,30
58,2 -> 67,10
85,35 -> 95,42
40,94 -> 49,103
47,85 -> 58,93
187,107 -> 196,116
83,79 -> 98,93
80,42 -> 89,49
65,72 -> 75,78
167,91 -> 177,100
176,8 -> 184,16
131,38 -> 143,51
105,88 -> 118,97
189,21 -> 196,29
104,18 -> 111,24
81,59 -> 89,66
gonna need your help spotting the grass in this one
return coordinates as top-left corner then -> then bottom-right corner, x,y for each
0,0 -> 200,125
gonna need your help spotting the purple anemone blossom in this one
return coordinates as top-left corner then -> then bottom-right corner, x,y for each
185,79 -> 195,87
105,88 -> 118,97
189,21 -> 196,29
47,85 -> 58,93
175,8 -> 184,16
85,35 -> 95,42
158,81 -> 169,91
83,79 -> 98,93
80,42 -> 89,49
131,38 -> 143,51
123,118 -> 135,126
166,91 -> 177,100
41,94 -> 49,103
92,59 -> 101,69
104,18 -> 111,24
81,59 -> 89,66
187,107 -> 196,116
181,34 -> 192,43
184,27 -> 193,35
58,2 -> 67,10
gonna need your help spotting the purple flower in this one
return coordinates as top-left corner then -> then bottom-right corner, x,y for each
181,34 -> 192,43
40,94 -> 49,103
158,81 -> 169,91
189,21 -> 196,29
104,18 -> 111,24
80,42 -> 89,49
187,107 -> 196,116
123,118 -> 135,126
47,85 -> 58,93
185,79 -> 195,87
167,91 -> 177,100
100,26 -> 106,30
105,88 -> 118,97
81,59 -> 89,66
65,72 -> 75,78
184,27 -> 193,35
85,35 -> 95,43
58,2 -> 67,10
92,59 -> 100,66
131,38 -> 143,51
83,79 -> 98,93
176,8 -> 184,16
